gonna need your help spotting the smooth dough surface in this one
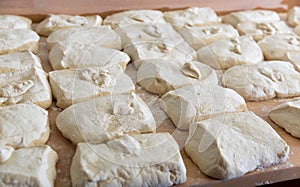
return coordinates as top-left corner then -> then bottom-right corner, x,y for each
177,24 -> 239,50
161,84 -> 247,130
71,133 -> 186,187
49,43 -> 130,70
222,61 -> 300,101
137,59 -> 218,95
185,112 -> 289,180
47,26 -> 121,49
103,10 -> 166,29
287,6 -> 300,27
0,29 -> 39,55
0,145 -> 58,187
49,65 -> 135,109
56,93 -> 155,144
35,14 -> 102,36
0,15 -> 31,29
197,36 -> 263,70
269,99 -> 300,138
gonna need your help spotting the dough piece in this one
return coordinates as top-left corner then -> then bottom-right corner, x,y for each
0,15 -> 31,29
47,26 -> 121,49
0,66 -> 52,109
0,146 -> 14,163
222,10 -> 280,27
0,103 -> 49,148
161,84 -> 247,130
0,29 -> 39,55
197,36 -> 263,70
0,51 -> 42,71
35,14 -> 102,36
177,24 -> 239,50
237,21 -> 292,41
222,61 -> 300,101
137,59 -> 218,95
115,23 -> 184,48
185,112 -> 289,180
294,25 -> 300,36
103,10 -> 166,29
56,93 -> 156,144
164,7 -> 220,28
258,34 -> 300,61
269,99 -> 300,138
285,51 -> 300,71
49,65 -> 135,109
71,133 -> 186,186
49,43 -> 130,70
0,145 -> 58,187
287,6 -> 300,27
124,40 -> 196,68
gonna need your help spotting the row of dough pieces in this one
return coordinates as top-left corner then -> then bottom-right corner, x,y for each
1,6 -> 300,186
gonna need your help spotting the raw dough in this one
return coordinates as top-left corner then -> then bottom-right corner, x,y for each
49,65 -> 135,109
49,43 -> 130,70
0,29 -> 39,55
0,66 -> 52,109
0,145 -> 58,187
269,98 -> 300,138
103,10 -> 166,29
176,24 -> 239,50
222,10 -> 280,27
185,111 -> 289,180
0,146 -> 14,163
0,103 -> 49,148
71,133 -> 186,186
56,93 -> 156,144
197,36 -> 263,70
46,26 -> 121,49
137,59 -> 218,95
161,84 -> 247,130
35,14 -> 102,36
258,33 -> 300,61
287,6 -> 300,27
222,61 -> 300,101
237,21 -> 292,41
164,7 -> 220,28
0,15 -> 31,29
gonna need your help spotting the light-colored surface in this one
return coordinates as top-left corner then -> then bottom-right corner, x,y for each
70,133 -> 187,186
223,61 -> 300,101
287,6 -> 300,26
270,99 -> 300,138
0,51 -> 42,70
0,15 -> 31,29
35,14 -> 102,36
0,103 -> 49,148
185,112 -> 289,179
161,84 -> 247,130
0,146 -> 14,163
0,145 -> 58,187
56,93 -> 156,144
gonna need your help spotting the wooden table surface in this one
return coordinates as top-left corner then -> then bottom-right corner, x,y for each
2,0 -> 300,186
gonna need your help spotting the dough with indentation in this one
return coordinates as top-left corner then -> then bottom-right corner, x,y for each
0,15 -> 31,29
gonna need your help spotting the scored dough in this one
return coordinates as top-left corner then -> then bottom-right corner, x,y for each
137,59 -> 218,95
0,145 -> 58,187
56,93 -> 156,144
222,10 -> 280,27
0,103 -> 49,148
222,61 -> 300,101
0,15 -> 31,29
185,112 -> 289,180
269,99 -> 300,138
161,84 -> 247,130
287,6 -> 300,27
49,65 -> 135,109
0,29 -> 39,55
71,133 -> 186,187
49,43 -> 130,70
197,36 -> 263,70
164,7 -> 220,28
103,10 -> 166,29
177,24 -> 239,50
237,21 -> 292,41
46,26 -> 121,49
35,14 -> 102,36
